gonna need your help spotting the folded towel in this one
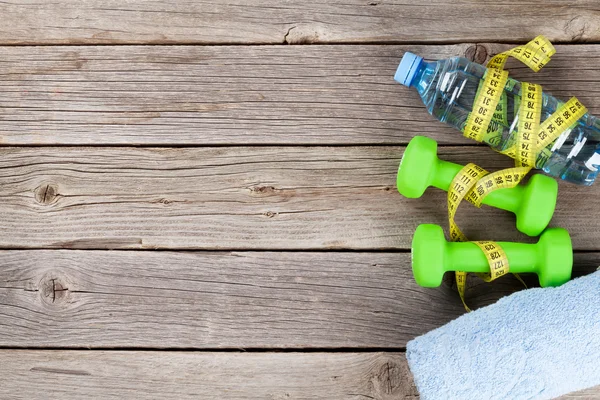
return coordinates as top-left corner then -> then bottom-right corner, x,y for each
407,271 -> 600,400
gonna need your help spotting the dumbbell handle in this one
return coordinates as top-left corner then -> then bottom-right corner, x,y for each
434,158 -> 523,214
446,241 -> 539,274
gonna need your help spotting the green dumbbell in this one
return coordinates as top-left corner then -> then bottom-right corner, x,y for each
397,136 -> 558,237
411,224 -> 572,288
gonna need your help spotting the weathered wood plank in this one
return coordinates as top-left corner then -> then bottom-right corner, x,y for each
0,250 -> 595,348
0,351 -> 418,399
0,250 -> 478,348
0,145 -> 598,250
1,44 -> 600,145
0,1 -> 596,44
559,386 -> 600,399
0,349 -> 596,399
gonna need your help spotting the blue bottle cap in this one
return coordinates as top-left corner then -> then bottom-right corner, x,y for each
394,52 -> 423,87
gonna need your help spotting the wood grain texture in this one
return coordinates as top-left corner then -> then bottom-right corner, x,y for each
1,349 -> 597,399
0,351 -> 418,399
0,250 -> 595,348
0,145 -> 599,250
2,44 -> 600,145
0,1 -> 597,44
558,385 -> 600,399
0,250 -> 482,348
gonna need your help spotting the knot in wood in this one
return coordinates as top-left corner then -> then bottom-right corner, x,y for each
564,15 -> 588,42
34,183 -> 59,205
263,211 -> 277,218
465,44 -> 488,64
372,360 -> 403,396
250,185 -> 276,195
40,274 -> 70,306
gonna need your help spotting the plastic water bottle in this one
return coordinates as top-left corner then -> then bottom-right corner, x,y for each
394,52 -> 600,185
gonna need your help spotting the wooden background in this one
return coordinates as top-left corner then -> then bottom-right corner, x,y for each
0,1 -> 599,398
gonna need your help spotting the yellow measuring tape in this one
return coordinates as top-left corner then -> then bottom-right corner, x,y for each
448,163 -> 488,243
517,82 -> 542,168
465,84 -> 542,209
463,69 -> 509,142
487,35 -> 556,72
447,162 -> 510,311
448,35 -> 588,309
